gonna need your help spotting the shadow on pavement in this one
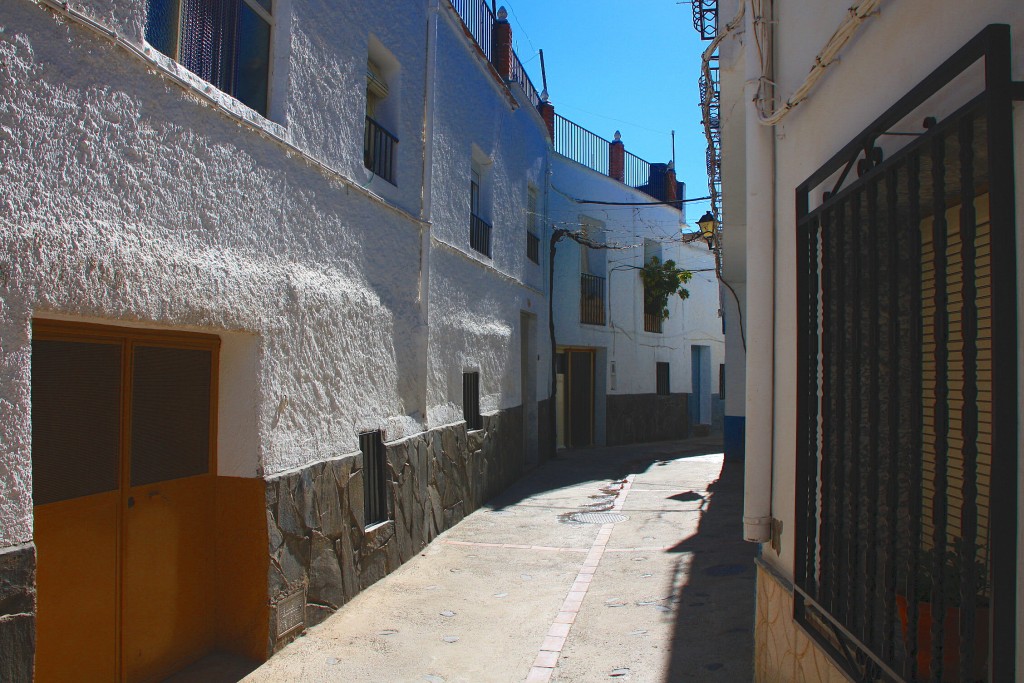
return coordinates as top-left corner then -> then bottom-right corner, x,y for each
483,438 -> 756,681
664,457 -> 755,681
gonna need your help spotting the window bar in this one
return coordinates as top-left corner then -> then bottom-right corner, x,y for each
929,131 -> 950,681
864,180 -> 881,651
957,113 -> 978,680
905,151 -> 924,681
881,166 -> 901,663
846,192 -> 864,634
826,204 -> 847,616
818,207 -> 837,607
804,216 -> 821,598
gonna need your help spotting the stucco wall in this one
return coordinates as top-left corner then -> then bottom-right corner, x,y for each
717,0 -> 1024,677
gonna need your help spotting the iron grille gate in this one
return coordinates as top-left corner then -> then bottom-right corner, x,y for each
794,26 -> 1019,683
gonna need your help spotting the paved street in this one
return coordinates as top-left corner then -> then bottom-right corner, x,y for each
245,438 -> 754,683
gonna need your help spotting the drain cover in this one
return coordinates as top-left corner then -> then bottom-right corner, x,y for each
570,512 -> 628,524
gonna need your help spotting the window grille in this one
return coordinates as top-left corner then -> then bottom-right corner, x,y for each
360,430 -> 389,527
656,362 -> 670,396
580,273 -> 606,326
463,372 -> 482,431
527,187 -> 540,264
146,0 -> 272,116
794,26 -> 1019,682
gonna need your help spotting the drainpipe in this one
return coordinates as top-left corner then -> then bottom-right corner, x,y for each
742,1 -> 775,544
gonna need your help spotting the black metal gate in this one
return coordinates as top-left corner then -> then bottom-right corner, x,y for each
794,25 -> 1019,683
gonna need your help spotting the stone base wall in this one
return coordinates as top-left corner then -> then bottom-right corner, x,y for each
0,543 -> 35,683
605,393 -> 689,446
754,563 -> 848,683
265,406 -> 524,652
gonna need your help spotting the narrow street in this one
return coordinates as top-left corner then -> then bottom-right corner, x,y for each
245,438 -> 754,682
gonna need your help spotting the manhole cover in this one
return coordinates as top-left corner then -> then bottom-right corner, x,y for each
570,512 -> 628,524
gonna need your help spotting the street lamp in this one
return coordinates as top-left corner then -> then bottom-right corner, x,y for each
696,211 -> 718,250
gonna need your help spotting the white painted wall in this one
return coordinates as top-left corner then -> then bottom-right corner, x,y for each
718,0 -> 1024,668
424,6 -> 550,426
550,152 -> 725,437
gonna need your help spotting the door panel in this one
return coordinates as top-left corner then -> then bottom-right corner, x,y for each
34,492 -> 120,682
31,323 -> 220,682
122,475 -> 216,682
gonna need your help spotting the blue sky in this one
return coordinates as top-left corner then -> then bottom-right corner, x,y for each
500,0 -> 713,225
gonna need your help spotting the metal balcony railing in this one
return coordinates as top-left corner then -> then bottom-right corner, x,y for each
580,273 -> 606,326
364,116 -> 398,185
644,312 -> 662,334
527,231 -> 540,264
470,213 -> 492,257
510,51 -> 541,107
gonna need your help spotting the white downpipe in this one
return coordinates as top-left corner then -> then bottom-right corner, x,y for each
742,1 -> 775,543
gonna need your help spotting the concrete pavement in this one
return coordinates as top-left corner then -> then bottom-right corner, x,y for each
244,438 -> 755,682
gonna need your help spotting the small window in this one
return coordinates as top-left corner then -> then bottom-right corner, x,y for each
360,430 -> 389,527
463,372 -> 482,430
469,158 -> 491,257
656,362 -> 670,396
146,0 -> 273,116
526,186 -> 540,264
719,363 -> 725,400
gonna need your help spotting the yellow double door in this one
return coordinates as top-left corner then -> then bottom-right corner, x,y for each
32,321 -> 220,682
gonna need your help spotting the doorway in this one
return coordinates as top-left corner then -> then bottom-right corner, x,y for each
555,349 -> 595,448
32,320 -> 220,682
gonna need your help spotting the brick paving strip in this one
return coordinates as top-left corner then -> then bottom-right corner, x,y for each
523,475 -> 636,683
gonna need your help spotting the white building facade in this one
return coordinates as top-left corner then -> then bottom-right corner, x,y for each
707,0 -> 1024,680
0,0 -> 720,679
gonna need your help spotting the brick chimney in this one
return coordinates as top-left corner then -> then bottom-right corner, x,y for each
537,96 -> 555,140
609,131 -> 624,183
665,162 -> 677,203
492,7 -> 512,81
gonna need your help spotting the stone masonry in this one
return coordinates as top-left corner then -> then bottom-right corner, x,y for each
0,543 -> 36,682
265,406 -> 524,653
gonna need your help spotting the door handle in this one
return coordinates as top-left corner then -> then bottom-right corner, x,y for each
127,496 -> 135,508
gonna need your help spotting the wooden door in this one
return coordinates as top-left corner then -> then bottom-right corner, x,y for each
32,323 -> 219,682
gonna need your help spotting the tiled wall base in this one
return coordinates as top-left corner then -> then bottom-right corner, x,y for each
265,407 -> 524,652
754,563 -> 850,683
0,543 -> 36,683
606,393 -> 689,446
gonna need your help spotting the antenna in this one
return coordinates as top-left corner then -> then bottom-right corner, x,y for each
671,130 -> 676,167
539,49 -> 548,94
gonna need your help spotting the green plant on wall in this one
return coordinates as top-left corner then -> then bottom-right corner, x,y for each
640,257 -> 692,321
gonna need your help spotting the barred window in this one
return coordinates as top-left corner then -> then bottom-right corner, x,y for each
146,0 -> 273,116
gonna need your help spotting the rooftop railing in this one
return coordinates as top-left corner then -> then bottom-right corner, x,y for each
510,50 -> 541,108
554,114 -> 610,176
450,0 -> 495,62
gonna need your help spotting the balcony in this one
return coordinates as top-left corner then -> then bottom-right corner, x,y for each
580,273 -> 606,326
644,312 -> 662,334
470,213 -> 492,257
364,116 -> 398,185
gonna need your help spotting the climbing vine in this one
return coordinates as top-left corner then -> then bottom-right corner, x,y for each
640,257 -> 692,321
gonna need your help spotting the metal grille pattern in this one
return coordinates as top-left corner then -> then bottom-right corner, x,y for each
463,372 -> 482,431
361,430 -> 389,527
794,29 -> 1020,678
470,213 -> 492,257
580,273 -> 606,326
691,0 -> 717,41
644,312 -> 662,334
364,116 -> 398,184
